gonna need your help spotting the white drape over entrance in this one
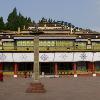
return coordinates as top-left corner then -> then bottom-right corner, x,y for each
54,53 -> 73,62
0,52 -> 99,62
74,52 -> 93,62
13,53 -> 34,62
39,53 -> 54,62
0,53 -> 13,62
93,52 -> 100,61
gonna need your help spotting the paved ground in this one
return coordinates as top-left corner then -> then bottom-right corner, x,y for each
0,76 -> 100,100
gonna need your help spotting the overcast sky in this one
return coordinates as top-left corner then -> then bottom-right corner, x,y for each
0,0 -> 100,31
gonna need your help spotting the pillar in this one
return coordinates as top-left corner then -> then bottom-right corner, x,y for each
0,63 -> 3,81
26,33 -> 46,93
14,63 -> 18,78
92,62 -> 96,77
34,34 -> 40,81
0,63 -> 3,73
87,62 -> 93,72
54,63 -> 58,77
73,62 -> 77,77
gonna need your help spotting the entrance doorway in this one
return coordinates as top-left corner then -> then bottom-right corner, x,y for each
58,62 -> 73,75
40,63 -> 54,75
77,62 -> 94,75
3,62 -> 14,76
18,62 -> 33,77
95,62 -> 100,72
18,62 -> 33,72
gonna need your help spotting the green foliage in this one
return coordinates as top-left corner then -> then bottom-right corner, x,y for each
6,7 -> 34,31
0,7 -> 88,32
6,8 -> 18,30
39,17 -> 47,24
0,17 -> 5,30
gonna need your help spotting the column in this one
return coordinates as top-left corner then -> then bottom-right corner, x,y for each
0,63 -> 3,81
26,33 -> 46,93
34,34 -> 40,81
54,63 -> 58,77
87,62 -> 92,72
73,62 -> 77,77
14,63 -> 18,78
92,62 -> 96,77
0,63 -> 3,72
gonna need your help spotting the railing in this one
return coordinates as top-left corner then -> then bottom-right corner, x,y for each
17,71 -> 33,78
0,45 -> 100,51
76,70 -> 92,75
3,46 -> 14,50
92,46 -> 100,50
58,70 -> 74,75
16,46 -> 34,51
3,71 -> 14,75
3,71 -> 33,78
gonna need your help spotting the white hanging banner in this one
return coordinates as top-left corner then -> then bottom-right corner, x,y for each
13,53 -> 34,62
0,53 -> 3,62
0,53 -> 4,62
2,53 -> 13,62
93,52 -> 100,61
74,52 -> 93,62
0,52 -> 99,62
39,53 -> 54,62
54,53 -> 73,62
0,53 -> 13,62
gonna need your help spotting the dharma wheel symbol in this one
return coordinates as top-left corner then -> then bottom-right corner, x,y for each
40,54 -> 48,61
80,53 -> 87,60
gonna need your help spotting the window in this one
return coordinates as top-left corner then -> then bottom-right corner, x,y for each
39,40 -> 55,46
3,42 -> 14,46
17,40 -> 34,46
56,40 -> 73,46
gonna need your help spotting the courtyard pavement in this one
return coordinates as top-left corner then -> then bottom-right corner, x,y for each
0,76 -> 100,100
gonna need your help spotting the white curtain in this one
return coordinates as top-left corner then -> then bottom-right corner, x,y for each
54,52 -> 74,62
74,52 -> 93,62
93,52 -> 100,61
13,53 -> 34,62
39,53 -> 54,62
0,52 -> 99,62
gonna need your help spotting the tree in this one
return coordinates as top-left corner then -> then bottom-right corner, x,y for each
0,17 -> 5,30
17,12 -> 27,30
48,18 -> 53,23
27,17 -> 33,27
39,17 -> 47,24
6,7 -> 34,31
6,7 -> 18,30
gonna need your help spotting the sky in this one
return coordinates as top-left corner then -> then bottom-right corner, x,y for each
0,0 -> 100,32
